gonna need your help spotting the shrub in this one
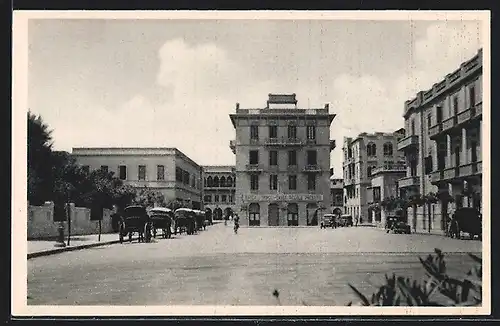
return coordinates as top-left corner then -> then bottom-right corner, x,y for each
346,249 -> 482,306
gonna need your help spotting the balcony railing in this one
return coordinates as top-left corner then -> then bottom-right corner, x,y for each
306,138 -> 317,145
371,164 -> 406,175
264,137 -> 306,146
398,176 -> 420,188
344,177 -> 356,186
303,164 -> 321,172
457,103 -> 483,126
245,164 -> 264,172
429,116 -> 457,139
431,167 -> 460,184
459,161 -> 482,178
397,135 -> 419,151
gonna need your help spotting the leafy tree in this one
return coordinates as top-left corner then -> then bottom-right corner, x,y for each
27,112 -> 54,205
134,186 -> 166,208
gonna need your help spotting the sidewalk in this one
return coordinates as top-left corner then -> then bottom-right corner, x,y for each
27,233 -> 136,259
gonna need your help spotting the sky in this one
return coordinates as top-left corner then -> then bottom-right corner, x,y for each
27,17 -> 483,177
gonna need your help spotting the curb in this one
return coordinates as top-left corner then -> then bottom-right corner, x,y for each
27,237 -> 138,260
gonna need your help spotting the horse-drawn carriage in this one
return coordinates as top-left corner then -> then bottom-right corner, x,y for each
119,205 -> 152,243
148,207 -> 173,239
192,209 -> 207,231
174,208 -> 196,235
448,207 -> 482,240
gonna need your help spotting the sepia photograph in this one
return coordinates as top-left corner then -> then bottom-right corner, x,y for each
12,10 -> 490,316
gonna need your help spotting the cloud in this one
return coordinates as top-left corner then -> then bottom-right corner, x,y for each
37,21 -> 483,179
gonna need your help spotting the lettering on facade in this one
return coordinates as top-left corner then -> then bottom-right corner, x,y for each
241,194 -> 323,202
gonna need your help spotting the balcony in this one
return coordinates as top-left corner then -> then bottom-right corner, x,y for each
229,140 -> 236,154
245,164 -> 264,173
302,164 -> 322,173
397,135 -> 419,151
372,164 -> 406,175
330,139 -> 336,151
344,177 -> 356,186
306,138 -> 317,145
398,176 -> 420,188
264,137 -> 305,147
430,167 -> 460,184
459,161 -> 482,178
457,103 -> 483,127
429,116 -> 457,140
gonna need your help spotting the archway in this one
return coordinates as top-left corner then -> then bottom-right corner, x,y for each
220,176 -> 226,187
214,207 -> 223,220
306,203 -> 318,226
287,203 -> 298,226
213,176 -> 220,187
249,203 -> 260,226
205,208 -> 212,223
268,203 -> 279,226
207,176 -> 213,187
224,207 -> 233,219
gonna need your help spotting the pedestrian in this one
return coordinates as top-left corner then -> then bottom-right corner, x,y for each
355,215 -> 358,227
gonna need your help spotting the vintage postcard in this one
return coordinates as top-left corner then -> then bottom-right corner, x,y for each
12,10 -> 490,317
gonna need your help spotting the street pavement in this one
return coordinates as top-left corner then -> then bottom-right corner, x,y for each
27,223 -> 482,306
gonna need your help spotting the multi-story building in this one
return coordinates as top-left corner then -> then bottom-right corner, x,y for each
71,147 -> 203,209
202,165 -> 236,221
397,49 -> 482,234
329,175 -> 344,216
342,129 -> 406,223
366,163 -> 406,227
229,93 -> 336,227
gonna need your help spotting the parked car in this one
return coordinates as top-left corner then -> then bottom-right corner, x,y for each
320,214 -> 336,229
386,215 -> 411,234
337,214 -> 353,227
448,207 -> 482,240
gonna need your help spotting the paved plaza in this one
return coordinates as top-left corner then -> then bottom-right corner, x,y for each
27,223 -> 482,306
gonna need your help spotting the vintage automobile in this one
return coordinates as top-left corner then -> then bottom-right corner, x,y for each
320,214 -> 337,229
448,207 -> 482,240
385,214 -> 411,234
174,208 -> 196,235
337,214 -> 354,227
119,205 -> 152,243
148,207 -> 173,239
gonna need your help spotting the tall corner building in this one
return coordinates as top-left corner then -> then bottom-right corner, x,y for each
229,93 -> 336,227
397,49 -> 483,234
342,130 -> 406,223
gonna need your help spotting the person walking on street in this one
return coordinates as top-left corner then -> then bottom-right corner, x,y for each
233,214 -> 240,234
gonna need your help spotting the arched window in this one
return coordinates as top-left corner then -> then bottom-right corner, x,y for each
213,176 -> 219,187
207,176 -> 213,187
220,176 -> 226,187
249,203 -> 260,226
227,176 -> 233,187
367,142 -> 377,157
383,142 -> 393,156
287,203 -> 298,226
204,178 -> 207,187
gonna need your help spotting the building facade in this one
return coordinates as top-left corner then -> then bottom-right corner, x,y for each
71,147 -> 203,209
367,164 -> 406,227
202,165 -> 236,221
329,176 -> 344,216
229,93 -> 336,227
342,130 -> 406,223
397,49 -> 482,234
